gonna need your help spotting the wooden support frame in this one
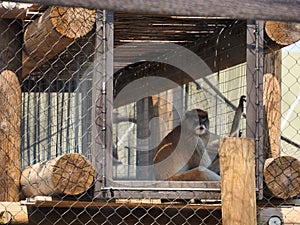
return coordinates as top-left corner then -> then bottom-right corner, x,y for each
8,0 -> 300,22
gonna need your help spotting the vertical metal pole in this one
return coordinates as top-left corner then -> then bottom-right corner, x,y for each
246,20 -> 264,200
104,10 -> 114,185
92,10 -> 114,198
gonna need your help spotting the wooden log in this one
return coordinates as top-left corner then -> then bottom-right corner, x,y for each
0,70 -> 21,202
219,138 -> 256,225
265,21 -> 300,46
22,6 -> 96,77
0,202 -> 28,224
20,153 -> 95,197
264,156 -> 300,199
263,73 -> 281,158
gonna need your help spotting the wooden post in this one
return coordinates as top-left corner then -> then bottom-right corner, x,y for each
0,70 -> 21,202
22,6 -> 96,77
263,73 -> 281,158
219,138 -> 256,225
20,153 -> 95,197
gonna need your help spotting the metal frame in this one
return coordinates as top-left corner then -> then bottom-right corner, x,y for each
246,20 -> 264,200
92,11 -> 265,201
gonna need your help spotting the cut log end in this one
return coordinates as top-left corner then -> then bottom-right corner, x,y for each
50,6 -> 96,39
265,21 -> 300,46
52,153 -> 95,195
264,156 -> 300,199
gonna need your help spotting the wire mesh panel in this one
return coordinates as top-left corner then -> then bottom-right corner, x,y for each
0,1 -> 299,225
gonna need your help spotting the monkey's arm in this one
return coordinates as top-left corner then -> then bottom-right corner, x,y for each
229,95 -> 246,137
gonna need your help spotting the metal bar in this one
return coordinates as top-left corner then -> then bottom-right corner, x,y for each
103,187 -> 221,192
246,20 -> 264,200
8,0 -> 300,22
92,10 -> 114,198
104,9 -> 114,186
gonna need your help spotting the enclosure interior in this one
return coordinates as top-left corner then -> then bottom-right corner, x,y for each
19,10 -> 300,197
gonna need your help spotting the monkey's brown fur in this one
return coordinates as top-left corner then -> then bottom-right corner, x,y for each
152,96 -> 246,181
152,109 -> 219,181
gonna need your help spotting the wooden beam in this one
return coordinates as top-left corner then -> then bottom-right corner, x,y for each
258,207 -> 300,225
219,138 -> 256,225
8,0 -> 300,22
22,6 -> 96,77
0,70 -> 21,202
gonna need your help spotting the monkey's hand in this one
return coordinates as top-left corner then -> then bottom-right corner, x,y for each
229,95 -> 246,137
238,95 -> 246,112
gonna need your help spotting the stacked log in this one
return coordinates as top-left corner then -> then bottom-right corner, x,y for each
265,21 -> 300,46
20,153 -> 95,197
264,156 -> 300,199
263,73 -> 300,199
22,6 -> 96,77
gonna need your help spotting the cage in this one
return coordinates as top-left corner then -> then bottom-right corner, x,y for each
0,2 -> 299,224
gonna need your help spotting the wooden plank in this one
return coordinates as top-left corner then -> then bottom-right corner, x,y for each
8,0 -> 300,22
0,70 -> 21,202
219,138 -> 256,225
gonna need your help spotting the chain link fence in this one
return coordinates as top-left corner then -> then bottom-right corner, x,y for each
0,2 -> 299,224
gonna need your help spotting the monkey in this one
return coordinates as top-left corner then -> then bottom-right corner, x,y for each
152,95 -> 246,181
152,108 -> 219,181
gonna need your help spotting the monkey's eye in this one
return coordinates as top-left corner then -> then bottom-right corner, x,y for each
200,117 -> 207,122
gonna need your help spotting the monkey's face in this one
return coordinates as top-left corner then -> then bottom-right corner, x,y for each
183,109 -> 209,136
